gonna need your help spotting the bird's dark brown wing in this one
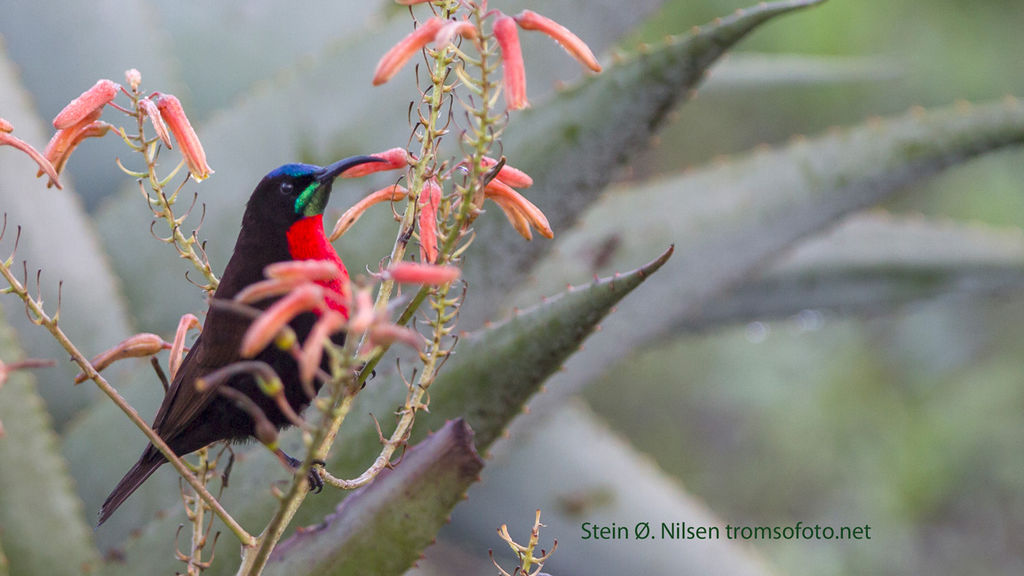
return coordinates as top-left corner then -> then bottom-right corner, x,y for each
150,304 -> 252,444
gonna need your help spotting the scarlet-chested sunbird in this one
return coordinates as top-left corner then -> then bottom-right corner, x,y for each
99,156 -> 383,525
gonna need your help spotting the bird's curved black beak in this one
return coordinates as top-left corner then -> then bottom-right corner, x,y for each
316,155 -> 386,184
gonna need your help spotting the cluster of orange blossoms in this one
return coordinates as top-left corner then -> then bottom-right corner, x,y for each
0,69 -> 213,191
373,7 -> 601,110
330,147 -> 552,263
235,259 -> 461,387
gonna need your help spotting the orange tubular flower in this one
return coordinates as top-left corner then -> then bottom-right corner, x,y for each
0,124 -> 62,189
418,179 -> 442,263
386,262 -> 461,285
480,156 -> 534,188
514,10 -> 602,73
41,110 -> 111,185
241,284 -> 325,358
485,179 -> 553,239
373,17 -> 446,86
494,16 -> 528,110
169,314 -> 201,380
52,79 -> 120,130
340,147 -> 408,178
155,94 -> 214,181
74,333 -> 171,384
300,310 -> 347,385
367,323 -> 424,352
265,260 -> 345,282
330,184 -> 409,242
434,20 -> 478,47
138,98 -> 172,149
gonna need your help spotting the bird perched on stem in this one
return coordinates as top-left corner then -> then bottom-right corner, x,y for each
99,156 -> 383,525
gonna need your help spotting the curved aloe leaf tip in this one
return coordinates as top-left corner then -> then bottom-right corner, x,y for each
425,245 -> 673,451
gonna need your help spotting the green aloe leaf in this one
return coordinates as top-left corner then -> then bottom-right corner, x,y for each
0,535 -> 8,576
510,98 -> 1024,402
0,307 -> 100,575
0,45 -> 135,427
681,213 -> 1024,328
701,53 -> 899,91
434,403 -> 774,576
263,419 -> 483,576
459,0 -> 829,326
100,247 -> 670,576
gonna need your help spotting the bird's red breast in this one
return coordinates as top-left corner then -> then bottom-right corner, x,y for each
286,214 -> 350,317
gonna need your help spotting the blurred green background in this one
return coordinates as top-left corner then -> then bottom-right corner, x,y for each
2,0 -> 1024,574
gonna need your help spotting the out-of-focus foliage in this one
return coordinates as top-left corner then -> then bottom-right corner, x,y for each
2,0 -> 1024,574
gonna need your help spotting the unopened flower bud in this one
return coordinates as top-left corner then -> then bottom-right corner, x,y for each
75,333 -> 170,384
124,68 -> 142,91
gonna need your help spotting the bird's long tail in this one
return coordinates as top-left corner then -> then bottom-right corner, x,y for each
98,447 -> 165,526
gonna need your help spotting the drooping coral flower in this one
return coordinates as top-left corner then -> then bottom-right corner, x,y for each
154,94 -> 214,182
480,156 -> 534,188
419,178 -> 442,263
493,16 -> 528,110
40,109 -> 112,185
340,147 -> 409,178
485,178 -> 552,240
386,262 -> 461,285
330,184 -> 408,241
52,79 -> 120,130
138,98 -> 172,149
0,119 -> 62,188
373,17 -> 446,86
74,333 -> 171,384
514,10 -> 602,73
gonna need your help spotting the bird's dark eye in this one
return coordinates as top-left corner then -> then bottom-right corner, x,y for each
280,182 -> 294,196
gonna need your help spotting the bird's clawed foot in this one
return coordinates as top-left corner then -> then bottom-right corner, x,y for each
274,449 -> 326,494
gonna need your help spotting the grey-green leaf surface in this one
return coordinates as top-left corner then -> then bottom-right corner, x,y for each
264,419 -> 483,576
0,534 -> 8,576
680,213 -> 1024,328
100,248 -> 669,575
511,98 -> 1024,405
427,402 -> 774,576
0,307 -> 99,575
460,0 -> 829,326
702,53 -> 900,91
0,45 -> 135,427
